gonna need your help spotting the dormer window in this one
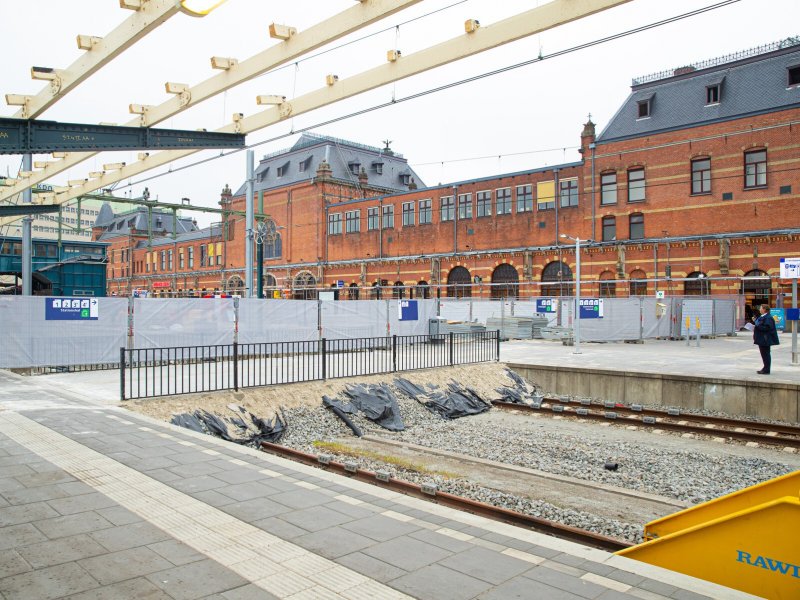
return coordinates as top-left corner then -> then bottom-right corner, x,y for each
706,84 -> 720,104
636,94 -> 653,119
789,65 -> 800,87
298,157 -> 312,173
348,161 -> 361,175
400,172 -> 411,185
257,167 -> 268,182
372,161 -> 384,175
276,161 -> 289,177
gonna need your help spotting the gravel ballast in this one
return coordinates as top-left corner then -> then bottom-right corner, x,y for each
129,364 -> 798,544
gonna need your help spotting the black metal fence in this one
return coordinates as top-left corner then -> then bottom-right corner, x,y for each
120,330 -> 500,400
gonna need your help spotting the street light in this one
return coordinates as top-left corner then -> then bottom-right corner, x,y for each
560,233 -> 592,354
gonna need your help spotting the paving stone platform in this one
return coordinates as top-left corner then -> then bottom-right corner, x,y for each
0,370 -> 758,599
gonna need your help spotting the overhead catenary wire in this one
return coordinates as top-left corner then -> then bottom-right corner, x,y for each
110,0 -> 743,194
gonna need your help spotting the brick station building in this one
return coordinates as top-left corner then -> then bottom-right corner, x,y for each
98,39 -> 800,313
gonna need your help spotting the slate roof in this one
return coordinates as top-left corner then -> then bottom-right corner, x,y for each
94,204 -> 197,241
597,38 -> 800,143
234,133 -> 425,196
140,223 -> 223,249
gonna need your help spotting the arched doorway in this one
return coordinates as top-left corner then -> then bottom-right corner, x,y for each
393,281 -> 405,299
292,271 -> 317,299
684,271 -> 710,296
447,266 -> 472,298
741,269 -> 770,322
599,271 -> 616,298
348,283 -> 360,300
629,269 -> 647,296
541,261 -> 573,297
226,275 -> 245,295
263,273 -> 278,298
491,264 -> 519,299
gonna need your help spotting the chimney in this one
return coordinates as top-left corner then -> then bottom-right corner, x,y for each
408,177 -> 418,191
316,159 -> 333,180
579,117 -> 596,156
358,166 -> 368,186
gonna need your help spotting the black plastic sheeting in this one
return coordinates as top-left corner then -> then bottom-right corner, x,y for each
170,404 -> 286,446
322,384 -> 405,431
394,377 -> 491,419
495,369 -> 543,406
322,395 -> 363,437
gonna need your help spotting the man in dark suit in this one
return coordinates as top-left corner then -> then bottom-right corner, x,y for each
753,304 -> 779,374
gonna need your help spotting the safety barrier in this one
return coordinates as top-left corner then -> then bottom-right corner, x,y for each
120,330 -> 500,400
617,470 -> 800,599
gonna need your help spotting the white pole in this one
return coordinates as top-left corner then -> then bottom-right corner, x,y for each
792,278 -> 798,365
245,150 -> 254,298
574,236 -> 581,354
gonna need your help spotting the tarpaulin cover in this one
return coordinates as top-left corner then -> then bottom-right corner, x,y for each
394,377 -> 491,419
323,383 -> 405,431
134,298 -> 234,348
238,298 -> 318,343
495,369 -> 542,405
0,296 -> 127,368
170,404 -> 286,446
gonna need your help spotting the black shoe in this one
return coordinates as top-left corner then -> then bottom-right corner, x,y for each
757,369 -> 769,374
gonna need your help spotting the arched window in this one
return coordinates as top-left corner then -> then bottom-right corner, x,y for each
348,283 -> 360,300
293,271 -> 317,299
541,262 -> 573,297
371,281 -> 382,300
416,281 -> 430,299
684,271 -> 710,296
599,271 -> 616,298
226,275 -> 245,294
602,216 -> 616,241
491,264 -> 519,299
629,269 -> 647,296
447,266 -> 472,298
393,281 -> 405,299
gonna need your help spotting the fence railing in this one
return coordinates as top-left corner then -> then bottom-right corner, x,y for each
120,330 -> 500,400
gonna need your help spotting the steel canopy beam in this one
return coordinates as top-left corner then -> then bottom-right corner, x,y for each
0,0 -> 423,203
0,204 -> 60,217
10,0 -> 181,120
32,0 -> 630,210
0,117 -> 244,154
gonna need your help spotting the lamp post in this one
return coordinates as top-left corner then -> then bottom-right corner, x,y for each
560,234 -> 590,354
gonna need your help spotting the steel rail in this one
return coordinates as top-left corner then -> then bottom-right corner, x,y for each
260,442 -> 631,553
492,400 -> 800,448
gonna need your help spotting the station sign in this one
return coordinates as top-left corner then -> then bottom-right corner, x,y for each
152,281 -> 170,288
536,299 -> 557,313
779,257 -> 800,279
45,297 -> 98,321
579,298 -> 604,319
399,300 -> 418,321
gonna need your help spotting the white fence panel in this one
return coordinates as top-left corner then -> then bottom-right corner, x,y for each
238,299 -> 318,343
578,297 -> 642,342
439,300 -> 472,323
680,299 -> 714,336
133,298 -> 235,348
0,297 -> 127,368
321,299 -> 386,339
389,299 -> 439,336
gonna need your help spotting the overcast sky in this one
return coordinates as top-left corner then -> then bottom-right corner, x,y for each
0,0 -> 796,227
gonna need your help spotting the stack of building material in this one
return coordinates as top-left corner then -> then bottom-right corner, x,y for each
487,316 -> 550,339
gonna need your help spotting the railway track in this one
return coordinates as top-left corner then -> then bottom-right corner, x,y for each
260,441 -> 632,553
492,398 -> 800,449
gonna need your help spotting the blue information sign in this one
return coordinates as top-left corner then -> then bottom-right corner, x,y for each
45,298 -> 99,321
578,298 -> 604,319
536,299 -> 557,313
398,300 -> 418,321
786,308 -> 800,321
770,308 -> 785,331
